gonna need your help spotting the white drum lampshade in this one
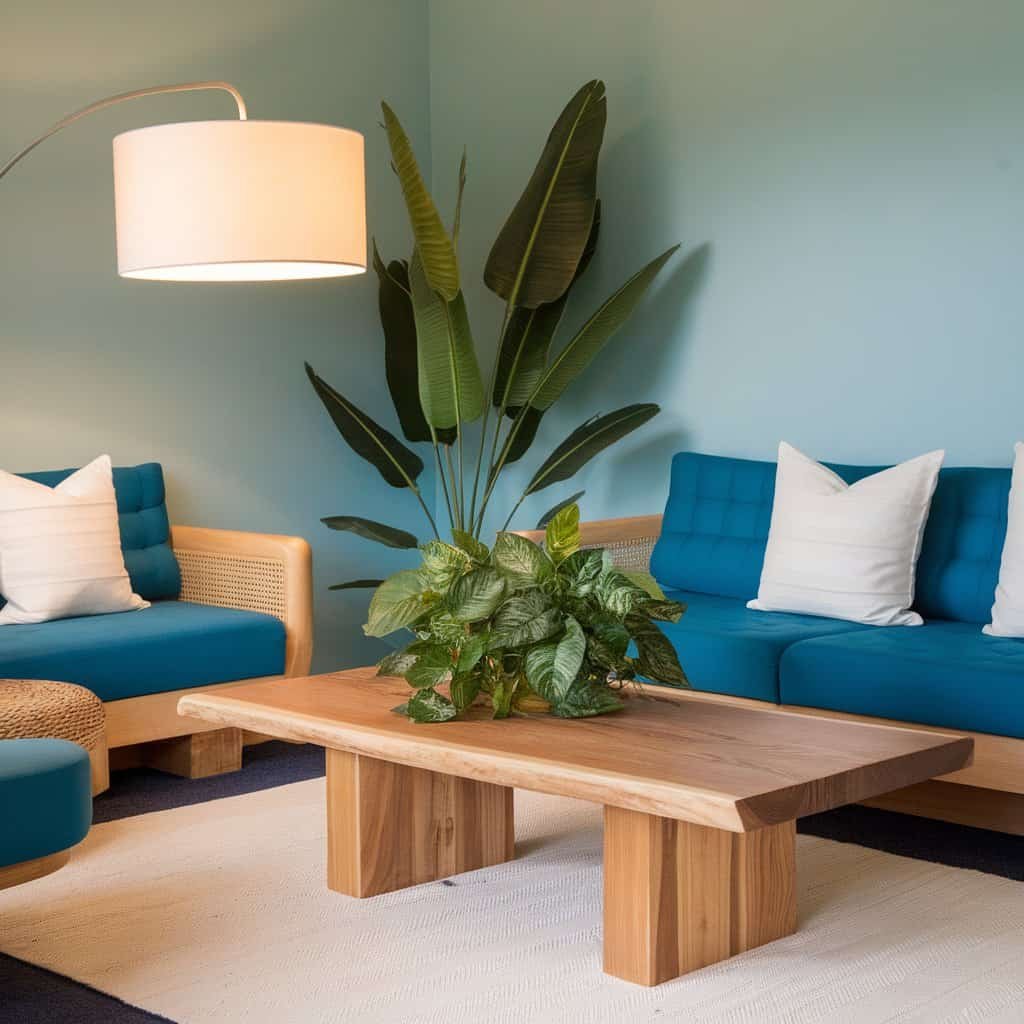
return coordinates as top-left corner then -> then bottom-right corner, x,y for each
112,120 -> 365,281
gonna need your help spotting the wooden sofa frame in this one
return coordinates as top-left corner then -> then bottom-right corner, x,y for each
516,516 -> 1024,836
99,525 -> 313,784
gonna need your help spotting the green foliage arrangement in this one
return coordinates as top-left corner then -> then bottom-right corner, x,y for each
370,505 -> 688,722
307,79 -> 689,720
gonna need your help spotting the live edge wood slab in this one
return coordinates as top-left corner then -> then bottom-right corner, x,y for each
179,668 -> 972,986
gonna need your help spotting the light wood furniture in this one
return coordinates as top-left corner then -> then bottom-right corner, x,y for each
0,849 -> 72,892
101,526 -> 313,779
0,679 -> 109,795
179,668 -> 971,986
517,514 -> 1024,835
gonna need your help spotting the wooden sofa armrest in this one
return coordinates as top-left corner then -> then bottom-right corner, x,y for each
515,515 -> 663,572
170,526 -> 313,677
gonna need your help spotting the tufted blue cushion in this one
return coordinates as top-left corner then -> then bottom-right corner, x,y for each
780,621 -> 1024,738
651,452 -> 1011,624
646,590 -> 871,702
0,601 -> 285,702
913,467 -> 1010,624
20,463 -> 181,601
0,738 -> 92,868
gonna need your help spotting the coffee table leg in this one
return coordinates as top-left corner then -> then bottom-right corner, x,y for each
603,806 -> 796,985
326,748 -> 515,897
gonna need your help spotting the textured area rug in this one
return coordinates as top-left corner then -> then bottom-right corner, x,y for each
2,779 -> 1023,1024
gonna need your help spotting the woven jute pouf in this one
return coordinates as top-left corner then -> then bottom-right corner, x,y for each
0,680 -> 108,795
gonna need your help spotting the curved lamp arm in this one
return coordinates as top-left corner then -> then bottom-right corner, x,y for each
0,81 -> 248,182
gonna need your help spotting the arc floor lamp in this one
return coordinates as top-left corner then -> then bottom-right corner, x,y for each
0,81 -> 366,282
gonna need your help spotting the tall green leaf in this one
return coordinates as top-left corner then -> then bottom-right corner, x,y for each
321,515 -> 419,549
536,491 -> 584,529
374,244 -> 454,446
492,302 -> 566,412
492,202 -> 601,417
408,250 -> 485,429
306,364 -> 424,488
498,407 -> 545,470
329,579 -> 384,591
525,404 -> 659,495
531,245 -> 679,410
364,569 -> 435,637
381,102 -> 459,300
484,80 -> 606,309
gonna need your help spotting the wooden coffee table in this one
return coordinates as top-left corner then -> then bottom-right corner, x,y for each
179,668 -> 972,986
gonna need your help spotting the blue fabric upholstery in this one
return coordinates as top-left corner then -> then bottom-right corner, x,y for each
0,601 -> 285,702
20,463 -> 181,601
652,590 -> 871,702
780,622 -> 1024,738
913,467 -> 1010,624
650,452 -> 1011,624
0,738 -> 92,868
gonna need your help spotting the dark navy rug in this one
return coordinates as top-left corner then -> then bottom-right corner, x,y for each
3,739 -> 1022,1023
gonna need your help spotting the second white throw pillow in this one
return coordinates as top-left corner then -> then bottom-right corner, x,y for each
984,442 -> 1024,638
748,442 -> 944,626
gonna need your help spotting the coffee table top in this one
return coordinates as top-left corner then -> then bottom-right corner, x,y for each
179,668 -> 972,832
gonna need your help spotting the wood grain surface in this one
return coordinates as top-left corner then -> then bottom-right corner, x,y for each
179,668 -> 972,832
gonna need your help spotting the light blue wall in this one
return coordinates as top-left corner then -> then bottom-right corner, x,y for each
429,0 -> 1024,531
2,0 -> 433,670
5,1 -> 1023,669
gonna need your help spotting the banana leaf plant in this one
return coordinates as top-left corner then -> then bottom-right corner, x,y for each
308,80 -> 688,720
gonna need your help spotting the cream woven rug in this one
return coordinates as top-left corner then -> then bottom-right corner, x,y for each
2,778 -> 1024,1023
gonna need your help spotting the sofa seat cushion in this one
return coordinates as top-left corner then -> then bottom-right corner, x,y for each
780,621 -> 1024,738
651,591 -> 871,702
0,738 -> 92,867
0,601 -> 285,702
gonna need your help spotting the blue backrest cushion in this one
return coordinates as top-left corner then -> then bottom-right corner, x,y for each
651,451 -> 1008,623
19,463 -> 182,601
913,467 -> 1009,624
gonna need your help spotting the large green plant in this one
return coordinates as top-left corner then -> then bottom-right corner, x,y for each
308,81 -> 689,719
307,80 -> 678,548
370,505 -> 688,721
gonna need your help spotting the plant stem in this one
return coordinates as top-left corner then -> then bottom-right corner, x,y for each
468,304 -> 512,533
430,429 -> 455,532
444,444 -> 463,531
474,400 -> 531,534
500,493 -> 527,532
411,484 -> 441,540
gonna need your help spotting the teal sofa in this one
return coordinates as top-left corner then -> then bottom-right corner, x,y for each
531,451 -> 1024,833
0,738 -> 92,889
0,463 -> 313,779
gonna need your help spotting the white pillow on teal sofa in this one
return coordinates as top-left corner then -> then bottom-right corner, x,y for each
985,442 -> 1024,637
0,454 -> 149,624
748,442 -> 944,626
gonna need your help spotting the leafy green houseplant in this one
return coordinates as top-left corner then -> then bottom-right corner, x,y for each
307,80 -> 689,720
371,504 -> 687,721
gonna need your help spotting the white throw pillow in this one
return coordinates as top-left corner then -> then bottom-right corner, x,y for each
747,442 -> 944,626
985,442 -> 1024,637
0,454 -> 149,624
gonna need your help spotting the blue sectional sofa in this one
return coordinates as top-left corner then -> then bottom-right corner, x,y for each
0,738 -> 92,889
567,452 -> 1024,833
0,464 -> 313,779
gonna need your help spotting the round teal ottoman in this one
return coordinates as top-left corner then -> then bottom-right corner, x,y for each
0,738 -> 92,890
